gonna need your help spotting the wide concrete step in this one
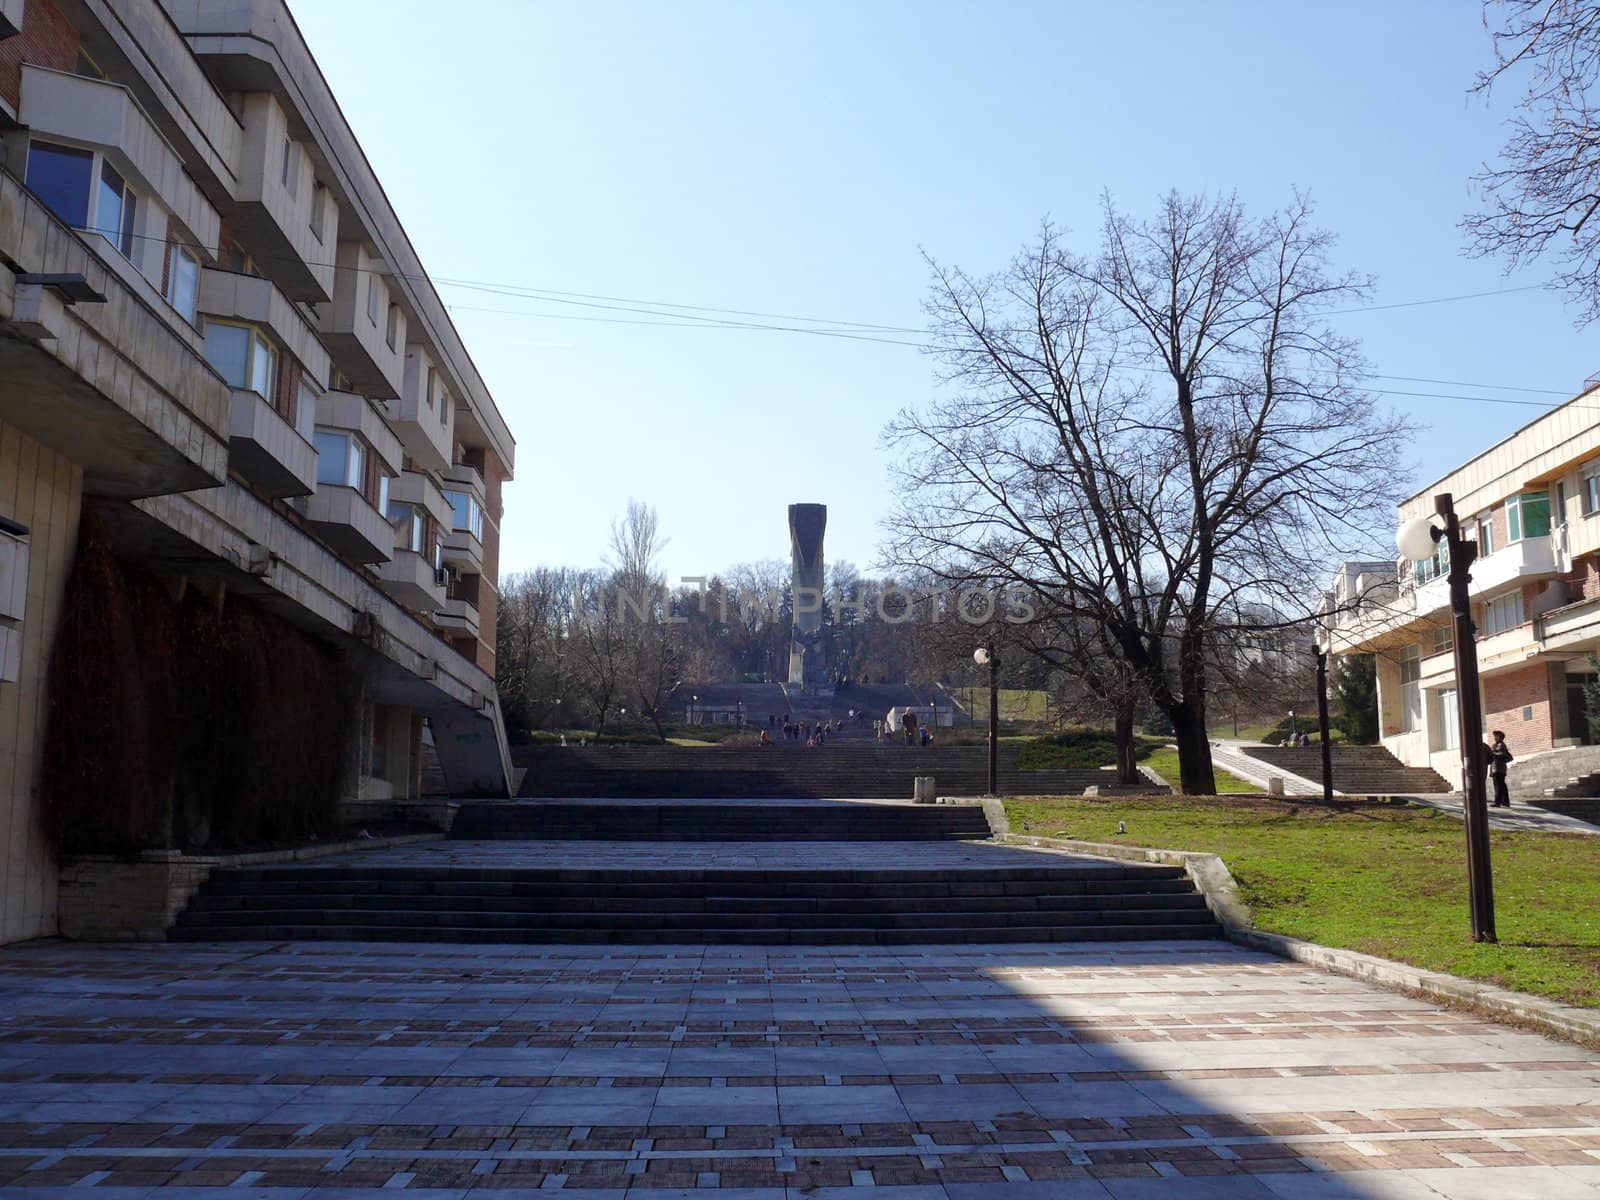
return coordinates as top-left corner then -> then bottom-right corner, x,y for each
188,890 -> 1210,914
177,904 -> 1217,930
169,922 -> 1221,945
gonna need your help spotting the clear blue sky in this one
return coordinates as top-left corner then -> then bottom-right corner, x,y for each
291,0 -> 1597,582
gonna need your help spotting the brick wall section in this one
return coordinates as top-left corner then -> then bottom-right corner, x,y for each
0,0 -> 78,112
1575,555 -> 1600,601
1482,662 -> 1556,756
57,855 -> 214,942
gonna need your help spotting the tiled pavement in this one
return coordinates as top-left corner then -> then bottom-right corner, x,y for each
0,940 -> 1599,1196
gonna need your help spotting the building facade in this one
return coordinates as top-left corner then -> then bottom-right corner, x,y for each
1323,390 -> 1600,788
0,0 -> 515,945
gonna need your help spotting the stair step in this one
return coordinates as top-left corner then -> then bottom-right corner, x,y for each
169,923 -> 1221,945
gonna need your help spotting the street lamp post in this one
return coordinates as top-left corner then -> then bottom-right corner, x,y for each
1398,491 -> 1497,944
1314,645 -> 1334,804
973,644 -> 998,796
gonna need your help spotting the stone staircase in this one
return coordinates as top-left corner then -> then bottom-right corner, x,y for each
512,745 -> 1161,798
1505,744 -> 1600,799
169,800 -> 1220,945
1239,745 -> 1451,794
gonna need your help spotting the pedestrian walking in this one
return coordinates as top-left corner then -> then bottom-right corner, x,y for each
1487,730 -> 1514,807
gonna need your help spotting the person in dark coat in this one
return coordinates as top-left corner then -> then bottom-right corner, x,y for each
1487,730 -> 1514,807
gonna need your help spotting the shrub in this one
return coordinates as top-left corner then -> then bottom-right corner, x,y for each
1016,729 -> 1165,770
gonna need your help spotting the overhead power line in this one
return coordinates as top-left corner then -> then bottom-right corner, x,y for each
89,220 -> 1581,405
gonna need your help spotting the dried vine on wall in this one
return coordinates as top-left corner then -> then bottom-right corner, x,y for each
41,516 -> 358,853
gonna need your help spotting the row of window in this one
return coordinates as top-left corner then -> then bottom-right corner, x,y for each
26,137 -> 475,551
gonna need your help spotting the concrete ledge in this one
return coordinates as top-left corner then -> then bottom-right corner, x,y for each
338,798 -> 458,833
993,829 -> 1600,1048
59,832 -> 445,942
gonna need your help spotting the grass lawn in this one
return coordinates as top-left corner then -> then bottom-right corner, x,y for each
1005,795 -> 1600,1009
1142,747 -> 1256,793
1206,721 -> 1279,741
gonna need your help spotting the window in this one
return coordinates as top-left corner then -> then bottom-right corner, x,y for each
203,323 -> 248,387
164,243 -> 199,322
1476,514 -> 1495,557
367,275 -> 381,326
423,366 -> 434,409
310,184 -> 326,241
1584,464 -> 1600,516
1399,645 -> 1422,733
249,333 -> 277,399
202,322 -> 277,399
438,386 -> 449,426
1437,688 -> 1459,750
280,136 -> 297,197
377,471 -> 390,516
314,430 -> 370,490
1415,537 -> 1449,584
385,302 -> 400,350
387,501 -> 425,554
444,490 -> 484,540
296,377 -> 318,434
25,141 -> 93,228
97,160 -> 136,259
1482,591 -> 1524,637
1433,626 -> 1453,654
1507,491 -> 1552,542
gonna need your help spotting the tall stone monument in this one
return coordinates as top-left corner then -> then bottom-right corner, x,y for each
787,503 -> 827,689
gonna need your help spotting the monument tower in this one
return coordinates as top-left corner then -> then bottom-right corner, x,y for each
787,503 -> 827,690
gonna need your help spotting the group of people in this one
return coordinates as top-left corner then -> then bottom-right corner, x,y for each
759,716 -> 844,748
876,708 -> 933,746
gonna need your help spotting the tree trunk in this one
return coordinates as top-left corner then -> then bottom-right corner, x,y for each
1169,701 -> 1217,795
1114,702 -> 1139,785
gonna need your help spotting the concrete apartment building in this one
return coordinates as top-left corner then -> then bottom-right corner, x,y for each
0,0 -> 515,945
1323,387 -> 1600,789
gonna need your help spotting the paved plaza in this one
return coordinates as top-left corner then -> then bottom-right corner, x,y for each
0,936 -> 1599,1197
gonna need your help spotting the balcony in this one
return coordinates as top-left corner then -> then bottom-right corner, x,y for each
388,468 -> 452,532
316,390 -> 403,478
435,597 -> 480,639
1471,535 -> 1557,596
301,485 -> 391,563
18,65 -> 219,254
229,92 -> 336,301
0,171 -> 228,497
395,344 -> 454,471
198,268 -> 330,384
442,527 -> 484,575
442,461 -> 486,506
315,242 -> 404,398
378,549 -> 446,614
228,388 -> 314,497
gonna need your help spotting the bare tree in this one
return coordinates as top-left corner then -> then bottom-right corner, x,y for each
1466,0 -> 1600,322
884,193 -> 1405,794
609,498 -> 667,596
570,569 -> 627,734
